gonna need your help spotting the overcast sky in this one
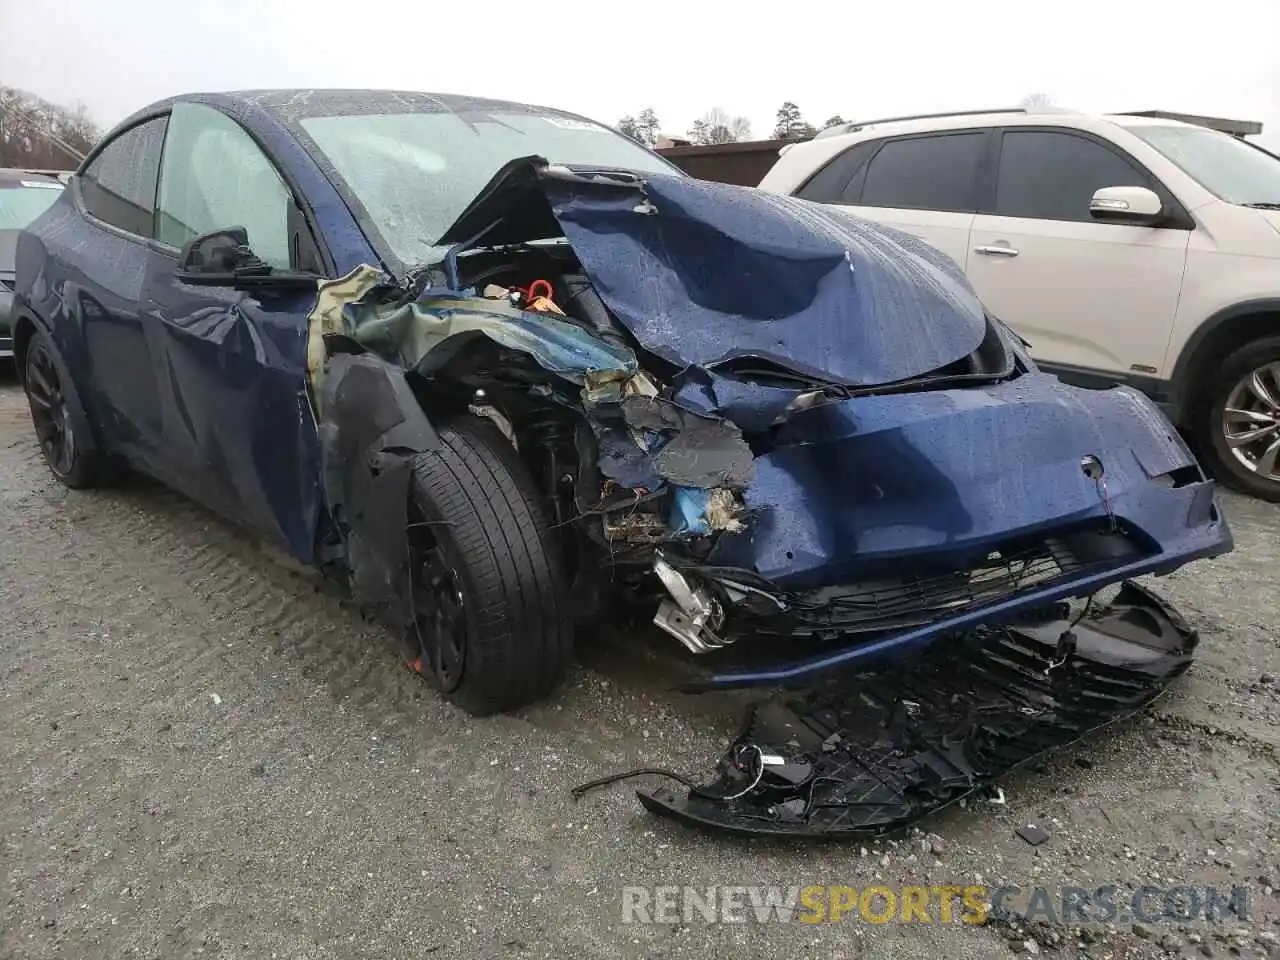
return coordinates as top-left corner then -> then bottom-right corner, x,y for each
2,0 -> 1278,148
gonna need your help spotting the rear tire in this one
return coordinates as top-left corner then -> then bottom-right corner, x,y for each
1196,335 -> 1280,502
22,329 -> 118,489
406,418 -> 573,715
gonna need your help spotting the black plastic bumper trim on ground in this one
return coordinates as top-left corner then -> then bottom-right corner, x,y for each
636,581 -> 1196,837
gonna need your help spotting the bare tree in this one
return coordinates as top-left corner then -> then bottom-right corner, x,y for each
688,107 -> 752,145
1019,92 -> 1055,111
0,87 -> 100,168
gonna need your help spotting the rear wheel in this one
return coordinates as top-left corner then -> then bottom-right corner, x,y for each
23,330 -> 115,488
1197,335 -> 1280,502
406,418 -> 573,715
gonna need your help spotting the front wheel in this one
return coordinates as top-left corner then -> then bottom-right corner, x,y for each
406,418 -> 573,715
1197,335 -> 1280,502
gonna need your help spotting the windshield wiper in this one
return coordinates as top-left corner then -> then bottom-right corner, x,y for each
1242,202 -> 1280,210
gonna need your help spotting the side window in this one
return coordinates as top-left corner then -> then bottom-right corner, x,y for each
156,102 -> 292,268
794,141 -> 877,203
994,130 -> 1147,222
857,133 -> 984,212
80,117 -> 168,237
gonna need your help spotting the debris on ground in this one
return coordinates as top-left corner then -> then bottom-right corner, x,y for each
580,582 -> 1200,837
1017,823 -> 1051,846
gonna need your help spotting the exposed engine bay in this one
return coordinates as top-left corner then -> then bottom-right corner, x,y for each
309,157 -> 1229,688
308,226 -> 1021,659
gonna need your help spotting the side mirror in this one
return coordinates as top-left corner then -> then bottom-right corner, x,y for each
177,226 -> 255,277
176,226 -> 318,291
1089,186 -> 1164,226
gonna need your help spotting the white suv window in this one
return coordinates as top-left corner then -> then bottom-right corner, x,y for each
1128,125 -> 1280,206
994,130 -> 1146,222
858,133 -> 984,212
794,141 -> 877,204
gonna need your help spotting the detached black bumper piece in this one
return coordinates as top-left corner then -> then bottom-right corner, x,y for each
637,581 -> 1195,837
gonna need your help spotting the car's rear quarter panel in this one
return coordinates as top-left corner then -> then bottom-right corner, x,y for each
14,194 -> 155,453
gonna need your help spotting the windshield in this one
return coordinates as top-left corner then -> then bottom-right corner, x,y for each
1128,125 -> 1280,205
300,110 -> 676,266
0,182 -> 63,229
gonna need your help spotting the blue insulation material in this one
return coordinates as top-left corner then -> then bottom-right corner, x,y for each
669,487 -> 712,537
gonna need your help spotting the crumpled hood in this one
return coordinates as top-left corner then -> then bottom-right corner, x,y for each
436,159 -> 988,387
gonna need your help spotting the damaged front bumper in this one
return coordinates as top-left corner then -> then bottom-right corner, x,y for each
637,581 -> 1197,836
645,373 -> 1231,686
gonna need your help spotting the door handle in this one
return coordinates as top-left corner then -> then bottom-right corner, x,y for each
973,244 -> 1019,257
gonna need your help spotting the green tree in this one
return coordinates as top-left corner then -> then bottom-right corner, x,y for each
635,108 -> 661,146
617,109 -> 662,146
616,115 -> 641,142
773,101 -> 815,139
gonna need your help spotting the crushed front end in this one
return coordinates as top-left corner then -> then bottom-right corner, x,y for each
643,370 -> 1229,686
309,156 -> 1231,689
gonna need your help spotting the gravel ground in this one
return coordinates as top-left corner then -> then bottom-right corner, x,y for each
1,369 -> 1277,960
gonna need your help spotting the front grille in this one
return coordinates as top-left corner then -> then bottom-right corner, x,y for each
770,526 -> 1144,637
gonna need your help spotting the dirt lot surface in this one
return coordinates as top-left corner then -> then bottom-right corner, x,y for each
1,370 -> 1277,960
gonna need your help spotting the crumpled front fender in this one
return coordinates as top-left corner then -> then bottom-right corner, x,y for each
317,351 -> 438,626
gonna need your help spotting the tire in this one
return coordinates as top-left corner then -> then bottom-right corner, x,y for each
406,417 -> 573,715
1195,334 -> 1280,502
22,328 -> 117,489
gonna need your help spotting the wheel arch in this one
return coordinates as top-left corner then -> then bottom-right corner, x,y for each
1167,299 -> 1280,423
11,311 -> 42,384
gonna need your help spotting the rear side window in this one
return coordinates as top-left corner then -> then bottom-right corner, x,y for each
80,117 -> 167,237
794,141 -> 877,203
994,130 -> 1147,222
858,133 -> 984,212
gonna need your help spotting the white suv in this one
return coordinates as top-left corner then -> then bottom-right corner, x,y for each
759,108 -> 1280,501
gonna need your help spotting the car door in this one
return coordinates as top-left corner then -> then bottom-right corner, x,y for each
68,115 -> 169,465
967,128 -> 1191,383
141,101 -> 328,562
798,131 -> 988,269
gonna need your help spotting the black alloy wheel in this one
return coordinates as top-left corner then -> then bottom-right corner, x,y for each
408,509 -> 468,693
25,338 -> 76,479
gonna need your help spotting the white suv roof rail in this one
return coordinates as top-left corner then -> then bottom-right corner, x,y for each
813,107 -> 1029,140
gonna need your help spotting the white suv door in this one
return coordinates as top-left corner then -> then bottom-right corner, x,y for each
966,128 -> 1191,382
796,131 -> 986,268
